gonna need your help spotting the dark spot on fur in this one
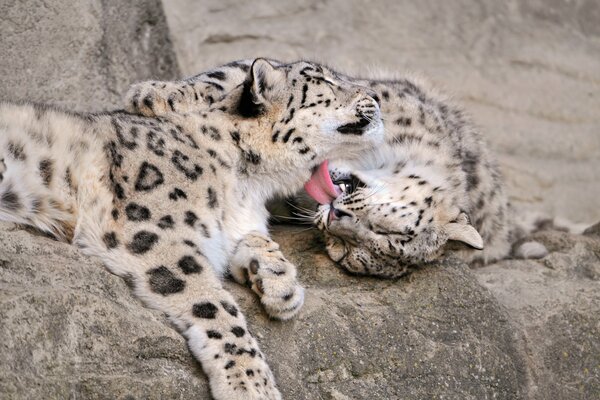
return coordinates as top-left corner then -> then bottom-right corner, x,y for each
462,151 -> 480,191
200,223 -> 211,238
157,215 -> 175,229
105,141 -> 123,167
207,70 -> 226,81
147,266 -> 185,295
207,330 -> 223,339
1,188 -> 20,211
134,162 -> 164,191
193,302 -> 218,319
184,211 -> 198,227
300,83 -> 308,105
113,120 -> 138,150
146,130 -> 166,156
127,230 -> 159,254
396,117 -> 412,126
282,128 -> 296,143
38,159 -> 53,187
243,150 -> 261,165
207,187 -> 218,208
224,343 -> 237,355
125,202 -> 151,221
221,301 -> 238,317
7,142 -> 26,161
169,187 -> 187,201
64,167 -> 74,192
171,150 -> 203,181
231,326 -> 245,337
30,197 -> 42,213
170,128 -> 199,149
102,232 -> 119,249
224,360 -> 235,370
178,255 -> 202,274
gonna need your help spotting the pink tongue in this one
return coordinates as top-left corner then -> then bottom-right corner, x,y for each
304,160 -> 342,204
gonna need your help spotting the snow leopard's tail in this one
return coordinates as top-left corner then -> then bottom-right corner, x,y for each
510,210 -> 589,259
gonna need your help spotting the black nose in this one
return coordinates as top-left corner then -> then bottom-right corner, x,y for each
371,94 -> 381,107
364,89 -> 380,107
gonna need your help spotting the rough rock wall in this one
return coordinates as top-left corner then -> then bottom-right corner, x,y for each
0,0 -> 179,111
163,0 -> 600,223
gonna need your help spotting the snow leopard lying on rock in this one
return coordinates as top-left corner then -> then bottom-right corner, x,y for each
125,59 -> 558,280
0,59 -> 383,399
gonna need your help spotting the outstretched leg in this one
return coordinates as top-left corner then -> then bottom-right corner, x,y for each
230,231 -> 305,320
77,219 -> 281,400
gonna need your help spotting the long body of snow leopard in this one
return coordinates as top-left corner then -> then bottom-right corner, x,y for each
0,59 -> 383,399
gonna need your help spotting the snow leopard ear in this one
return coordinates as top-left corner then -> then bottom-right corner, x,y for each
445,222 -> 484,250
238,58 -> 285,117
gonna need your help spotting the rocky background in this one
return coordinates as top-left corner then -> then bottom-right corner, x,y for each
1,1 -> 599,399
164,0 -> 600,224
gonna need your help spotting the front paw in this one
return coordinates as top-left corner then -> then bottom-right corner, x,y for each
232,235 -> 305,320
255,265 -> 305,321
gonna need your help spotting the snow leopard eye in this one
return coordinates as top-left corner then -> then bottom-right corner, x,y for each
334,175 -> 366,194
337,181 -> 351,193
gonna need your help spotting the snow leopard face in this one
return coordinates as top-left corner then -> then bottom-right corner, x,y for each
310,162 -> 483,278
126,58 -> 385,174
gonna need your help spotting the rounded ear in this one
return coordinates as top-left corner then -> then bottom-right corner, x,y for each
250,58 -> 279,101
237,58 -> 284,117
445,222 -> 484,250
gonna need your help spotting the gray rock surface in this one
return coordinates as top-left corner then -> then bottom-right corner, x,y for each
0,0 -> 179,111
2,222 -> 599,399
1,1 -> 599,399
475,228 -> 600,399
163,0 -> 600,223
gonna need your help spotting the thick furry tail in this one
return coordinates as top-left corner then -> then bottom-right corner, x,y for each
511,211 -> 590,260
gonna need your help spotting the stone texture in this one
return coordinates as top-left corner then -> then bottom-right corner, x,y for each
0,0 -> 179,112
475,229 -> 600,400
163,0 -> 600,223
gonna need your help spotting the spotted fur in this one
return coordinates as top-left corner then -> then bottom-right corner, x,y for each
314,75 -> 561,277
0,59 -> 383,400
125,61 -> 557,279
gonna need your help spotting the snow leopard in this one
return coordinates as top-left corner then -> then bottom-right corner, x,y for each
124,59 -> 559,280
0,58 -> 383,399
